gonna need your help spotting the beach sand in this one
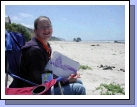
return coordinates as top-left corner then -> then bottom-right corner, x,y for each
49,41 -> 125,95
6,41 -> 125,95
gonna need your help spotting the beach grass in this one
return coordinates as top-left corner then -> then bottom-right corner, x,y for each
96,83 -> 125,95
79,65 -> 92,70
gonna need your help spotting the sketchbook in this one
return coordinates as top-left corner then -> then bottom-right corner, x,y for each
45,51 -> 80,78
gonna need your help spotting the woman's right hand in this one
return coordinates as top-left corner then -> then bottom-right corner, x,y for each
68,73 -> 81,83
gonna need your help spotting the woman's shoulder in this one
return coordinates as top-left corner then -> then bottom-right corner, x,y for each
21,37 -> 42,50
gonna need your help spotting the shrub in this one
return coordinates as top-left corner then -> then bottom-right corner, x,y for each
5,22 -> 31,42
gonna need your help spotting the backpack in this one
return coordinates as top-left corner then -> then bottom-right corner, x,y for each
5,30 -> 26,87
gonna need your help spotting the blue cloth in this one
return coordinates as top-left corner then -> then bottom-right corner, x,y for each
5,30 -> 25,75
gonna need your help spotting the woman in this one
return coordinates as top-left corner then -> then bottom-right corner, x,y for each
18,16 -> 86,95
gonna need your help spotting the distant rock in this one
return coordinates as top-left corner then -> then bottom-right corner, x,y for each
73,37 -> 82,42
73,38 -> 77,41
77,37 -> 81,42
114,40 -> 125,43
49,36 -> 63,41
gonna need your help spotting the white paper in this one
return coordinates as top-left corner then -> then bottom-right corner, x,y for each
45,51 -> 80,78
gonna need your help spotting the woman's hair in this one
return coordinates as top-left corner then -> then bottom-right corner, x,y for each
34,16 -> 51,30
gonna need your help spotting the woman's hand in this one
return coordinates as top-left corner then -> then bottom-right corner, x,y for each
68,73 -> 81,83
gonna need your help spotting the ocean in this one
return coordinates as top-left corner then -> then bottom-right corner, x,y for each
79,40 -> 125,43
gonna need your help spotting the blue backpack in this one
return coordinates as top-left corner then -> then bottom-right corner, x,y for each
5,30 -> 26,87
5,30 -> 25,74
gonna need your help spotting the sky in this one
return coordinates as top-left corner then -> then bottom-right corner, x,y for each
5,2 -> 126,41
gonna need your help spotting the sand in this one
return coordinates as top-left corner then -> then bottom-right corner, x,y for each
49,41 -> 125,95
6,41 -> 125,95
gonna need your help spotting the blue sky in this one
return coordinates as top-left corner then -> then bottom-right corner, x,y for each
5,4 -> 125,41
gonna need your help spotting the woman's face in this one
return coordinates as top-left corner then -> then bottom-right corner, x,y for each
34,18 -> 53,42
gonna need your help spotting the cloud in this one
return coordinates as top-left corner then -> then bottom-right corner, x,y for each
21,23 -> 34,29
8,14 -> 34,28
19,13 -> 33,18
11,15 -> 21,21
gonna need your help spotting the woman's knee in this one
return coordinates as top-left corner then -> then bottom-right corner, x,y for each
75,79 -> 83,85
72,83 -> 86,95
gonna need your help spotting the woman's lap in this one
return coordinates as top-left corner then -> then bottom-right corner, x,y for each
52,79 -> 86,95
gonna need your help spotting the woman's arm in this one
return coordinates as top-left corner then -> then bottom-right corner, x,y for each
26,47 -> 49,85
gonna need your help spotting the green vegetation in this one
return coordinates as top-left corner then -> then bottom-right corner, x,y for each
49,36 -> 62,41
79,65 -> 92,70
5,22 -> 63,42
96,83 -> 125,95
5,22 -> 31,42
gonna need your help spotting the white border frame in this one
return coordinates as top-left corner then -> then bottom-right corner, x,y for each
1,1 -> 129,99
